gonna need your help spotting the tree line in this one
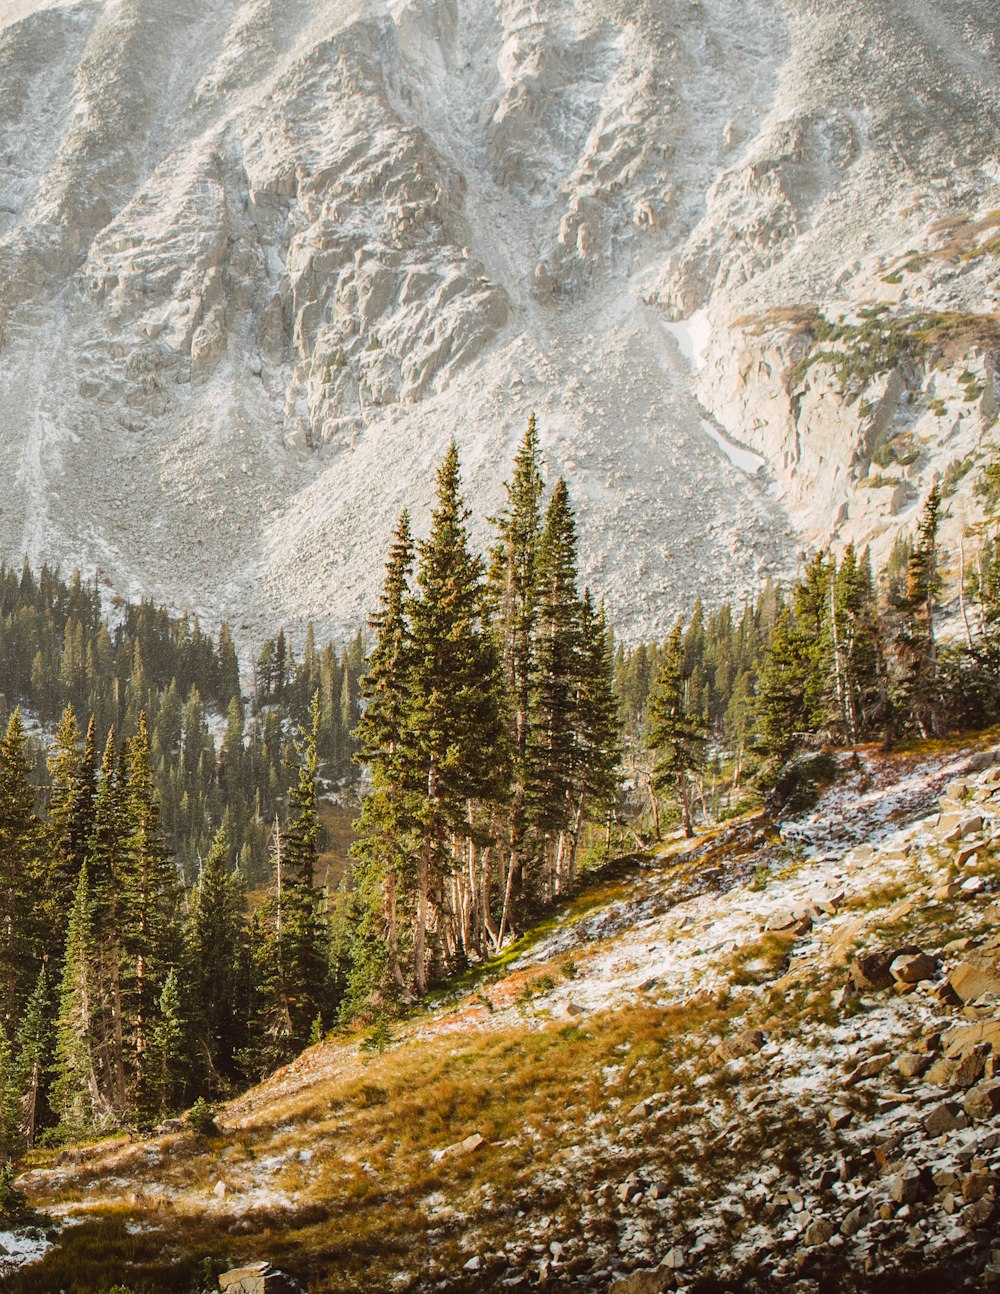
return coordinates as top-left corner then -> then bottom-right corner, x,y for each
620,471 -> 1000,835
0,561 -> 364,882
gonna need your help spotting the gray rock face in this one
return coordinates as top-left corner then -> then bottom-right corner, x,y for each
0,0 -> 993,642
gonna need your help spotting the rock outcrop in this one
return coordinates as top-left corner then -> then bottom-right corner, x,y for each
0,0 -> 995,641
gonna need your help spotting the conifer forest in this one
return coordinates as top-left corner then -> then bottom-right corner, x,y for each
0,415 -> 999,1168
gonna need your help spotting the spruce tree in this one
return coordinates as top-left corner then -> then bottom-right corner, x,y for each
647,623 -> 707,837
0,709 -> 49,1023
405,442 -> 506,993
16,967 -> 52,1149
487,417 -> 546,942
277,694 -> 329,1044
352,510 -> 418,999
51,864 -> 101,1137
185,825 -> 246,1089
120,713 -> 178,1120
527,478 -> 582,894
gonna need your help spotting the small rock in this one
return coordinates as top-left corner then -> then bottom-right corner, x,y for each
464,1256 -> 482,1272
964,1079 -> 1000,1121
888,1171 -> 922,1204
438,1132 -> 485,1159
828,1106 -> 854,1130
714,1028 -> 766,1063
844,1052 -> 893,1087
841,1205 -> 867,1237
898,1053 -> 931,1079
949,963 -> 1000,1004
890,952 -> 940,984
924,1102 -> 965,1136
804,1217 -> 835,1246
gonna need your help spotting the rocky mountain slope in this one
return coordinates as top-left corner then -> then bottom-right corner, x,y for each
8,731 -> 1000,1292
0,0 -> 996,643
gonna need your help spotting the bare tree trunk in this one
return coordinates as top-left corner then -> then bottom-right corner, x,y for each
384,873 -> 405,988
567,794 -> 586,887
678,774 -> 694,838
413,842 -> 431,996
496,847 -> 517,951
960,530 -> 974,649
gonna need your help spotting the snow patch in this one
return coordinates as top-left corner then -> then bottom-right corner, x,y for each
0,1228 -> 53,1271
699,419 -> 766,476
663,311 -> 712,372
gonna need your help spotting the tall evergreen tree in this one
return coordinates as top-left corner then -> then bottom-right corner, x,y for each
185,825 -> 246,1090
488,416 -> 545,924
404,442 -> 506,993
352,510 -> 418,999
647,623 -> 707,837
527,478 -> 583,894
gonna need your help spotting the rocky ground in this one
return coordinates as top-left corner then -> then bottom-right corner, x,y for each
5,732 -> 1000,1292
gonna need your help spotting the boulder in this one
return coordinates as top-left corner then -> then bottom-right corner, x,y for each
948,962 -> 1000,1004
963,1080 -> 1000,1121
844,1052 -> 893,1088
804,1217 -> 835,1246
953,1047 -> 989,1089
897,1053 -> 931,1079
888,1171 -> 922,1204
850,946 -> 920,992
218,1264 -> 306,1294
943,1019 -> 1000,1058
923,1102 -> 966,1136
841,1205 -> 867,1237
964,1196 -> 997,1228
713,1028 -> 766,1063
608,1260 -> 673,1294
924,1058 -> 957,1086
890,952 -> 940,984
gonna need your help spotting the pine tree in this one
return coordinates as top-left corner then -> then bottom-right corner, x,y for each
277,694 -> 329,1043
405,442 -> 506,993
0,709 -> 49,1024
51,864 -> 102,1137
185,825 -> 246,1090
647,623 -> 707,837
488,417 -> 545,942
352,510 -> 418,998
527,478 -> 582,895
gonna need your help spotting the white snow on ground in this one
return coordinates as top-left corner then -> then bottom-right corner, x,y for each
699,418 -> 766,476
663,311 -> 713,373
0,1227 -> 52,1272
430,744 -> 983,1029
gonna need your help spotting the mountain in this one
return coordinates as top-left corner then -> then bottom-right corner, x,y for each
0,0 -> 996,643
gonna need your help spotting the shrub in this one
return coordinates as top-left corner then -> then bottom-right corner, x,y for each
185,1099 -> 219,1139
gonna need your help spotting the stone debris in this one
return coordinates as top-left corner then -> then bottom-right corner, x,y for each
218,1263 -> 306,1294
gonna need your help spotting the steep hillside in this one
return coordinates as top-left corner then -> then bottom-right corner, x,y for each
8,732 -> 1000,1292
0,0 -> 995,641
